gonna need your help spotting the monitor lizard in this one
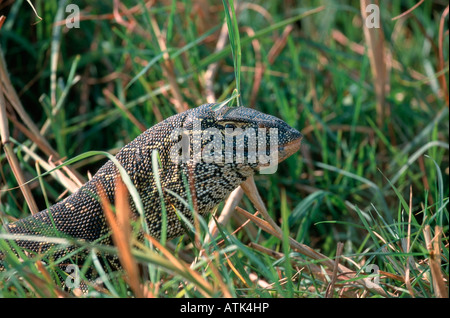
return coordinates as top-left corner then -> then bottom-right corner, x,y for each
1,103 -> 302,264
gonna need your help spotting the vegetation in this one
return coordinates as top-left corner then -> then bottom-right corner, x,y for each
0,0 -> 448,298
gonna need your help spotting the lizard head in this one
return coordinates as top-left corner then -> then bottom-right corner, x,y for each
171,103 -> 302,175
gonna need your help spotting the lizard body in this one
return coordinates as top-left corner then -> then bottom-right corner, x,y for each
1,103 -> 302,259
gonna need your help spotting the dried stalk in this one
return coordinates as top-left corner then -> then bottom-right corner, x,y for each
424,225 -> 448,298
325,242 -> 344,298
0,59 -> 39,214
360,0 -> 390,130
240,176 -> 393,297
149,15 -> 187,113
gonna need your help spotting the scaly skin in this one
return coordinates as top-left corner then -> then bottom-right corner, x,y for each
1,103 -> 302,261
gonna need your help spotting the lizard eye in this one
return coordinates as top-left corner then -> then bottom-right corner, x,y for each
224,123 -> 236,129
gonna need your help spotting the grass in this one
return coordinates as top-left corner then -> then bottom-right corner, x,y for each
0,0 -> 448,298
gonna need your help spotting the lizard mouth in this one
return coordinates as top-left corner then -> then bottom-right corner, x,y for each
277,135 -> 303,163
254,132 -> 302,171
